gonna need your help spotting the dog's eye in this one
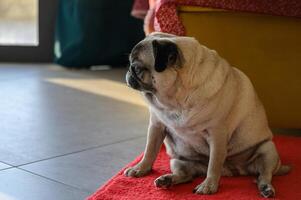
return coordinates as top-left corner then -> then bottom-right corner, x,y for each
135,67 -> 147,76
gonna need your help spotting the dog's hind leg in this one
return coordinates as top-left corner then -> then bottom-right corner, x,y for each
154,158 -> 206,188
248,141 -> 283,198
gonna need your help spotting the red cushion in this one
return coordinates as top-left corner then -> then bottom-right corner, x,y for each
153,0 -> 301,35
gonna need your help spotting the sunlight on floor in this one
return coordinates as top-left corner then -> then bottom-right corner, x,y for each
45,78 -> 147,107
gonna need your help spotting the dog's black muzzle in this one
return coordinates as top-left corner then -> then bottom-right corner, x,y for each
126,66 -> 154,93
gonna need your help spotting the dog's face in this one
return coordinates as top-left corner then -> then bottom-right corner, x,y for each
126,33 -> 182,94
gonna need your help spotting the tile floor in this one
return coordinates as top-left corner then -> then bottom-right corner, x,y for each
0,63 -> 299,200
0,64 -> 149,200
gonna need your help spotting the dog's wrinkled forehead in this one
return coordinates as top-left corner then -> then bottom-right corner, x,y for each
130,34 -> 180,72
130,40 -> 154,68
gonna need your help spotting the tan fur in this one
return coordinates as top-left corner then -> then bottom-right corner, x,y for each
124,32 -> 290,198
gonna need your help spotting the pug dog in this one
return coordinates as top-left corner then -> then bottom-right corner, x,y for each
124,32 -> 290,198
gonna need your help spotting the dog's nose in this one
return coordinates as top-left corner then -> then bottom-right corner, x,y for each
128,75 -> 140,89
126,71 -> 140,90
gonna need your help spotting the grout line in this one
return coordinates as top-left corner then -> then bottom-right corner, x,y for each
0,167 -> 15,171
0,161 -> 15,167
17,135 -> 146,167
17,168 -> 91,193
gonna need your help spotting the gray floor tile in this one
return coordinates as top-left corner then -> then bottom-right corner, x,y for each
0,64 -> 148,166
21,137 -> 147,193
0,63 -> 45,81
0,168 -> 89,200
0,162 -> 11,170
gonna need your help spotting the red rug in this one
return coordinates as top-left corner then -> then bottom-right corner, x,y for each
87,135 -> 301,200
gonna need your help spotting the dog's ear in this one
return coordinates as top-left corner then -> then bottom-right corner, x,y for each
152,40 -> 179,72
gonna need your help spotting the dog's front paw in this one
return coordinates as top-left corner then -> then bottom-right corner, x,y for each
154,174 -> 173,188
124,163 -> 151,178
193,178 -> 219,195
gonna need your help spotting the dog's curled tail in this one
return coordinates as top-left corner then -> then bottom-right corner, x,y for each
274,165 -> 292,176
